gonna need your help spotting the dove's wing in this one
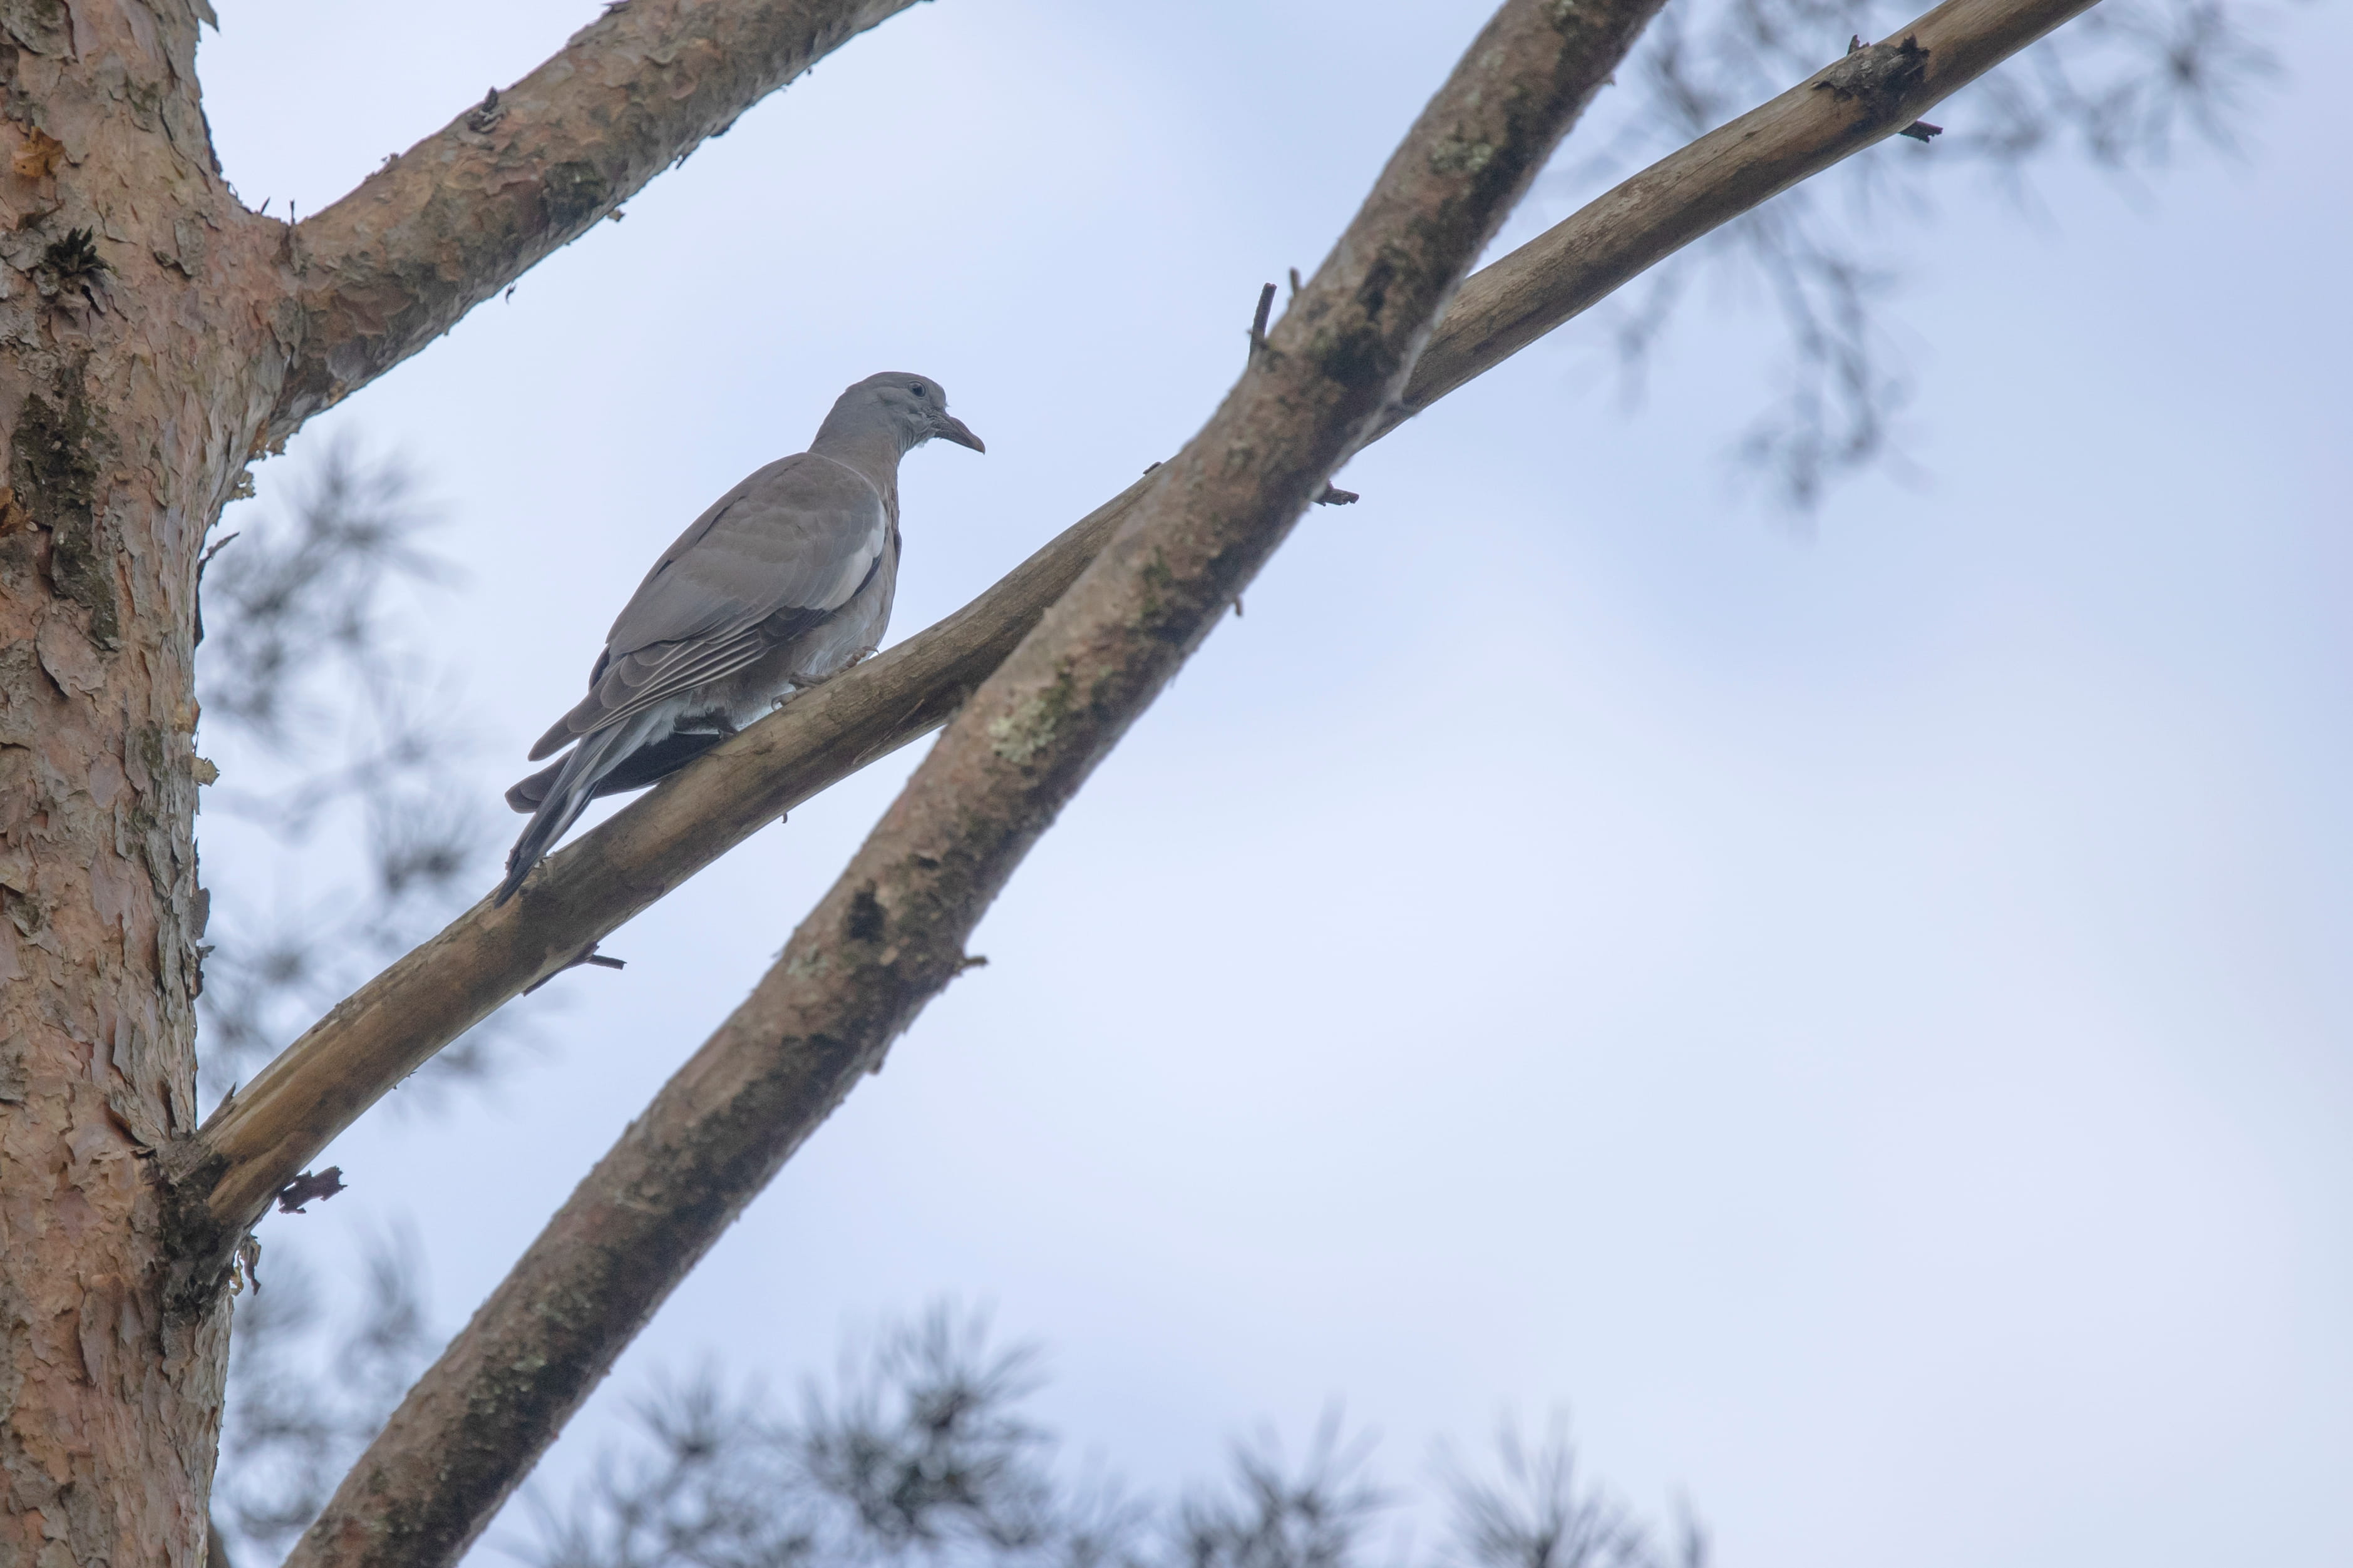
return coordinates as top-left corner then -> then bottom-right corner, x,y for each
527,454 -> 889,761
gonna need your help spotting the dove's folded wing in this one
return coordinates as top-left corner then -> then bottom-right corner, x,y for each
528,454 -> 889,761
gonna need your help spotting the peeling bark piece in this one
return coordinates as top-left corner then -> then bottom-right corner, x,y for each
0,0 -> 73,57
13,366 -> 120,648
33,613 -> 105,697
11,126 -> 65,180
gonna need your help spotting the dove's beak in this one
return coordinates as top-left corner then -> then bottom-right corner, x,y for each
935,414 -> 985,453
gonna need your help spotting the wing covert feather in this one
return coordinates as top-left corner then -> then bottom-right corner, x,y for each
525,454 -> 890,760
606,454 -> 887,653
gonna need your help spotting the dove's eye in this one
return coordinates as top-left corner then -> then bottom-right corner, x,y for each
910,384 -> 927,398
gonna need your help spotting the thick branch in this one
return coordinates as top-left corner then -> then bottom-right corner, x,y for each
264,0 -> 919,443
173,0 -> 2102,1271
286,4 -> 1657,1563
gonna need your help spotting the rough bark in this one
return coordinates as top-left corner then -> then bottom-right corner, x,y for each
178,0 -> 2106,1265
266,0 -> 918,444
284,3 -> 1665,1564
0,3 -> 926,1564
0,3 -> 282,1563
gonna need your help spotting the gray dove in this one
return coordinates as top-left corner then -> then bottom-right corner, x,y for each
495,371 -> 982,904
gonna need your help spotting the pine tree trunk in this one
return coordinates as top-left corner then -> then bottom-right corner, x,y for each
1,3 -> 286,1562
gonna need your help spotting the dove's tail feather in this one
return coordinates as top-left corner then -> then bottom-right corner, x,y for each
503,727 -> 732,814
495,712 -> 666,904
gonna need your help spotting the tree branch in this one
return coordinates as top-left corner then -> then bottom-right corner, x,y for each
170,0 -> 2104,1277
264,0 -> 920,445
284,5 -> 1659,1564
1384,0 -> 2099,433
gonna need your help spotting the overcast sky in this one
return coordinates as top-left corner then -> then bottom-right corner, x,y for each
193,3 -> 2351,1565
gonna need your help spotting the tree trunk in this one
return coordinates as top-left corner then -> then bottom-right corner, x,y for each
1,2 -> 291,1562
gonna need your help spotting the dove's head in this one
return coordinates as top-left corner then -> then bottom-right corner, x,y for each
824,371 -> 985,459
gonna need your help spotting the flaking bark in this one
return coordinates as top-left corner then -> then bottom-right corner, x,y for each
284,3 -> 1666,1564
1,4 -> 285,1564
180,0 -> 2109,1268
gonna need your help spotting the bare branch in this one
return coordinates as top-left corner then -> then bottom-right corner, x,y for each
279,3 -> 1658,1562
169,0 -> 2106,1279
1382,0 -> 2103,431
265,0 -> 920,444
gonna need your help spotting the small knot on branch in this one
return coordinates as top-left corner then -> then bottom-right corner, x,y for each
275,1167 -> 346,1214
523,941 -> 627,995
1315,485 -> 1359,506
1811,33 -> 1931,112
1247,282 -> 1276,362
1898,120 -> 1943,141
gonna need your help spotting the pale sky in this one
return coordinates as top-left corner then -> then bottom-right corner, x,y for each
194,3 -> 2352,1565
